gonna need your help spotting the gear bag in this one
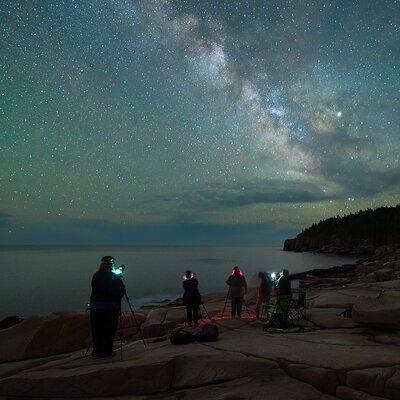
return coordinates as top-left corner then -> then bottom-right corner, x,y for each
194,324 -> 219,342
170,329 -> 196,345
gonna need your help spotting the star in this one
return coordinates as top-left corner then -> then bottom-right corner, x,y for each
0,0 -> 398,244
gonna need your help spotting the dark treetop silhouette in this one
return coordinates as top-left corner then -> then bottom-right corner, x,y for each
284,205 -> 400,254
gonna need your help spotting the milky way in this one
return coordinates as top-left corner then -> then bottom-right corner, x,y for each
1,0 -> 399,244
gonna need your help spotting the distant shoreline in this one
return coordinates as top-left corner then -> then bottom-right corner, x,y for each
0,244 -> 284,248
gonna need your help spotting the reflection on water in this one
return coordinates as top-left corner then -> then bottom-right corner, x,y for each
0,245 -> 358,318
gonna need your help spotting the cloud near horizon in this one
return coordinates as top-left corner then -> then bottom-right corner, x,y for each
139,179 -> 341,220
0,216 -> 298,246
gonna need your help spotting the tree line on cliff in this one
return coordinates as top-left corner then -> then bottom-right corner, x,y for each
284,205 -> 400,254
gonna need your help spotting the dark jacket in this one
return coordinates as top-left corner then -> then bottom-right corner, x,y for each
277,275 -> 292,297
182,278 -> 201,305
90,268 -> 125,310
226,274 -> 247,298
258,278 -> 271,301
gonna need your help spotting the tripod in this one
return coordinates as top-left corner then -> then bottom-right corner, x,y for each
200,303 -> 212,320
221,287 -> 230,317
242,298 -> 256,318
84,292 -> 147,359
220,287 -> 255,319
117,292 -> 147,360
124,292 -> 147,349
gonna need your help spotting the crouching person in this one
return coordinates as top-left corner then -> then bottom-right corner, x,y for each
182,270 -> 202,326
89,256 -> 125,358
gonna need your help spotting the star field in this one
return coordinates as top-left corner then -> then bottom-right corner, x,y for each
1,0 -> 399,244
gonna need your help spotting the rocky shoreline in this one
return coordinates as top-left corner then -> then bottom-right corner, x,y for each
283,236 -> 377,255
0,245 -> 399,399
283,205 -> 400,255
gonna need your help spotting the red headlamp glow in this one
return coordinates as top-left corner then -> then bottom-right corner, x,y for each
231,268 -> 243,276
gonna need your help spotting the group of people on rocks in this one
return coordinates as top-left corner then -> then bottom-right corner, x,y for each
183,266 -> 292,326
88,256 -> 292,358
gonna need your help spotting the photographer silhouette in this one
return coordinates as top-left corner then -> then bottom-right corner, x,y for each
88,256 -> 125,358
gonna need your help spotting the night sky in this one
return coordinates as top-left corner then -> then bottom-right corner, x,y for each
1,0 -> 399,245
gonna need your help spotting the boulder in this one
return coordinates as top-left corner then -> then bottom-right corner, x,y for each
244,287 -> 258,305
0,316 -> 23,330
336,385 -> 387,399
285,363 -> 339,394
347,367 -> 395,396
115,310 -> 146,340
306,308 -> 358,329
374,268 -> 395,282
352,296 -> 400,329
141,307 -> 186,339
160,375 -> 331,400
171,352 -> 280,390
393,261 -> 400,271
301,277 -> 353,289
0,350 -> 173,397
385,369 -> 400,400
207,324 -> 400,371
362,262 -> 376,267
372,279 -> 400,290
353,240 -> 375,255
0,353 -> 71,379
356,261 -> 382,274
164,307 -> 187,324
372,333 -> 400,346
141,308 -> 168,338
0,342 -> 285,398
0,312 -> 91,362
375,245 -> 397,258
309,292 -> 357,309
145,307 -> 168,323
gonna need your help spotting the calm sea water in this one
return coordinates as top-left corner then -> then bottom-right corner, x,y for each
0,245 -> 358,318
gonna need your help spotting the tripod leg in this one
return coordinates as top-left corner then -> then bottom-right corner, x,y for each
84,308 -> 91,357
119,311 -> 123,361
243,299 -> 253,318
125,294 -> 147,348
221,287 -> 230,318
84,342 -> 91,357
201,303 -> 211,320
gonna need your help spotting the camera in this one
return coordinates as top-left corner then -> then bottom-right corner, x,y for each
112,263 -> 126,276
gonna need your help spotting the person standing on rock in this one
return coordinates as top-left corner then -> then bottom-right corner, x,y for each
89,256 -> 125,358
182,270 -> 202,326
274,268 -> 292,326
226,266 -> 247,318
277,269 -> 292,297
255,272 -> 272,319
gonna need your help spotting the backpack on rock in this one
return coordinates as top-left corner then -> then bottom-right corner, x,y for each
170,324 -> 219,345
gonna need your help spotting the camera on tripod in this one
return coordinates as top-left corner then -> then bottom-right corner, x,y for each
112,262 -> 126,276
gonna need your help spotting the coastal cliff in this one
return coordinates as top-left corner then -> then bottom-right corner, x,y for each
284,205 -> 400,254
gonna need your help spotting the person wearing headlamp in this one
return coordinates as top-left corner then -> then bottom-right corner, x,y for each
226,266 -> 247,318
88,256 -> 126,358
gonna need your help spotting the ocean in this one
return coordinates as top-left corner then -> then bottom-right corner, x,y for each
0,245 -> 359,319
